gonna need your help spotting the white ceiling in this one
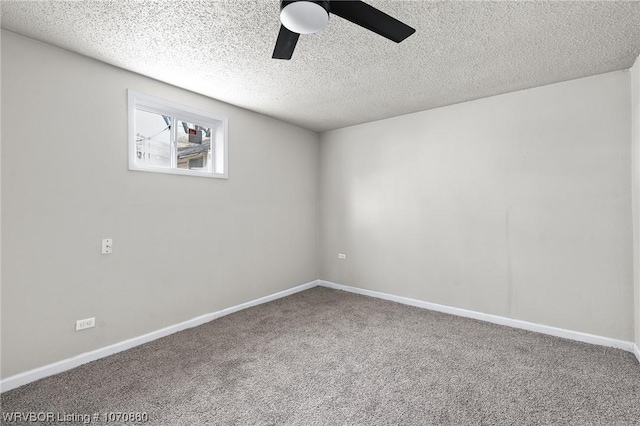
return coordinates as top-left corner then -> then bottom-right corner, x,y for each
2,1 -> 640,132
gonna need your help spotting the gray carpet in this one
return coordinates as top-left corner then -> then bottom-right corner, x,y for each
2,287 -> 639,425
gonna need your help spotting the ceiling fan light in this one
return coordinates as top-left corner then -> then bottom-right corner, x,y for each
280,1 -> 329,35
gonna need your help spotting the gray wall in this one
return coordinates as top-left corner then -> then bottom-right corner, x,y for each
320,71 -> 634,341
632,56 -> 640,348
1,31 -> 319,378
2,30 -> 638,381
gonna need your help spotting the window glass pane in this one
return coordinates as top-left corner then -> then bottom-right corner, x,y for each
176,121 -> 212,171
129,91 -> 227,178
135,109 -> 172,168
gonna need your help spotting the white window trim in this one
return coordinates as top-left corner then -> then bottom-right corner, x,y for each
127,89 -> 228,179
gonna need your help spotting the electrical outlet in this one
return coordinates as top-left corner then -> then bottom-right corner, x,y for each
76,317 -> 95,331
338,253 -> 346,259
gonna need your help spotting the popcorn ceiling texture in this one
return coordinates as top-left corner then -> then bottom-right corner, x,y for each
2,0 -> 640,132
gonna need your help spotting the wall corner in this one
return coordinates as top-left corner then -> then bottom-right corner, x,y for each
631,55 -> 640,348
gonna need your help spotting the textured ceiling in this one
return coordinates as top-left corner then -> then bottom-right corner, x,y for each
2,1 -> 640,132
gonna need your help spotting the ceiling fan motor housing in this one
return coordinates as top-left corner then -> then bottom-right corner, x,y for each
280,0 -> 330,34
273,0 -> 415,60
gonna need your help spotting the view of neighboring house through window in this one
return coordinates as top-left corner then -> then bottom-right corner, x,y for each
128,90 -> 228,178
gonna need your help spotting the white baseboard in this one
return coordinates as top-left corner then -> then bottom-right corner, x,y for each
3,279 -> 637,393
0,280 -> 318,393
319,280 -> 637,354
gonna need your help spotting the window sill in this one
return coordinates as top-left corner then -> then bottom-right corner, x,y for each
128,164 -> 228,179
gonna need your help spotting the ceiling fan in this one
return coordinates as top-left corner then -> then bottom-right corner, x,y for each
272,0 -> 415,60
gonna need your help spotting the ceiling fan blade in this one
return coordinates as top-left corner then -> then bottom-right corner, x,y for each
330,0 -> 415,43
272,24 -> 300,60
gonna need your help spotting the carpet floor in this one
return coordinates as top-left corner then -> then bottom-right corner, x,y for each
1,287 -> 639,425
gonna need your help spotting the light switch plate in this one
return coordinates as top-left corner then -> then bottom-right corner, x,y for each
102,238 -> 112,254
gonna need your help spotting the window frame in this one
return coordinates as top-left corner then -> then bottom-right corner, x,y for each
127,90 -> 228,179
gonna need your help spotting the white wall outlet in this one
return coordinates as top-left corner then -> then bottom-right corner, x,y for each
101,238 -> 113,254
76,317 -> 95,331
338,253 -> 346,259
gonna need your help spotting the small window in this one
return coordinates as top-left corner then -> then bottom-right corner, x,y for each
128,90 -> 228,178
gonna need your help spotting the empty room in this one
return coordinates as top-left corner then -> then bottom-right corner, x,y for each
1,0 -> 640,424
